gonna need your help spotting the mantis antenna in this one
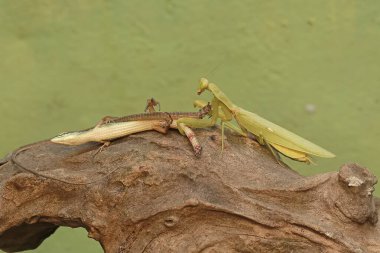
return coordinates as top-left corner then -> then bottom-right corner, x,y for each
202,53 -> 229,79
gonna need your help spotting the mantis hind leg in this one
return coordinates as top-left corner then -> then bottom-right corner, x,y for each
263,139 -> 286,166
256,133 -> 265,145
176,117 -> 215,135
221,121 -> 225,151
218,102 -> 233,151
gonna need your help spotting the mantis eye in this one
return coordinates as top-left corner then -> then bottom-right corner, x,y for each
197,78 -> 209,94
200,78 -> 209,87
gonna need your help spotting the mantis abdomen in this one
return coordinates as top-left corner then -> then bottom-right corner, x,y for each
235,108 -> 335,159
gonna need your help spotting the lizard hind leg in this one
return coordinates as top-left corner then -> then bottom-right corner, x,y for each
95,116 -> 118,128
152,120 -> 170,134
93,141 -> 111,157
145,98 -> 160,112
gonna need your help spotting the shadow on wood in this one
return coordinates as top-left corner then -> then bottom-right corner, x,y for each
0,128 -> 379,252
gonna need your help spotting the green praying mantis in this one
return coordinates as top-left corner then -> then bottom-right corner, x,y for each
177,78 -> 335,164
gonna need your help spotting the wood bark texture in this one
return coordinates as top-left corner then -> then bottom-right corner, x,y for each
0,128 -> 379,253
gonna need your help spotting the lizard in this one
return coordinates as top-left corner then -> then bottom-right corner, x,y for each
98,98 -> 211,156
10,119 -> 171,185
10,99 -> 211,185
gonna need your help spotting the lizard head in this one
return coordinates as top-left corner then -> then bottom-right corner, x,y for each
51,131 -> 84,145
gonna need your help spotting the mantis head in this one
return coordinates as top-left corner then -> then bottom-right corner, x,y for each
197,78 -> 209,95
51,131 -> 84,145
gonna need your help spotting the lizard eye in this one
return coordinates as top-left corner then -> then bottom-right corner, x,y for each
57,132 -> 69,137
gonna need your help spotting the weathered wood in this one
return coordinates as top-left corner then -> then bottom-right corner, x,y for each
0,128 -> 379,252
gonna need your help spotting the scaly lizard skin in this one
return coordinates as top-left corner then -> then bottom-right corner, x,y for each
11,99 -> 210,185
98,98 -> 211,156
11,120 -> 170,185
51,120 -> 169,145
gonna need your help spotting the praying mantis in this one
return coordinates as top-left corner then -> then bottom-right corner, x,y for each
177,78 -> 335,164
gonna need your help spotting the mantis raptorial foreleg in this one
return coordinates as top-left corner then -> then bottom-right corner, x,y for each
194,100 -> 242,134
176,98 -> 220,135
176,117 -> 214,134
193,99 -> 239,150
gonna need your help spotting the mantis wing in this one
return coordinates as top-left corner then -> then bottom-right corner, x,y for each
235,108 -> 335,158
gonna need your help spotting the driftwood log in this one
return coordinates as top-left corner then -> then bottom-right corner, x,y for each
0,128 -> 379,253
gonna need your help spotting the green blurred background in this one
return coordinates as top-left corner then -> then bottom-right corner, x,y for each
0,0 -> 379,252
